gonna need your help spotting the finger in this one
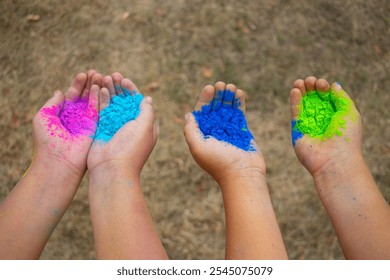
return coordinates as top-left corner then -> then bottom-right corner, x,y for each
223,84 -> 236,107
99,87 -> 111,112
121,78 -> 140,95
290,87 -> 304,146
293,79 -> 306,96
316,79 -> 331,99
65,72 -> 87,101
112,72 -> 124,95
40,90 -> 65,115
234,89 -> 246,114
211,81 -> 226,111
103,75 -> 116,98
88,84 -> 100,114
183,112 -> 203,150
91,72 -> 103,87
330,82 -> 352,99
290,88 -> 302,120
304,76 -> 317,94
81,69 -> 97,99
194,85 -> 215,112
136,96 -> 155,125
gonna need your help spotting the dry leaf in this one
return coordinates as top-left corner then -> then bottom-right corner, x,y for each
155,7 -> 166,17
121,11 -> 130,20
181,103 -> 191,113
237,18 -> 250,33
173,116 -> 184,124
237,19 -> 244,28
242,26 -> 250,34
147,81 -> 160,91
27,14 -> 40,22
11,112 -> 20,128
202,67 -> 213,78
373,44 -> 382,54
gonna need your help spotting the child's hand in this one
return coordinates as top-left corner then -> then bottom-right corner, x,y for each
32,70 -> 101,177
87,73 -> 158,178
290,77 -> 362,177
184,82 -> 266,184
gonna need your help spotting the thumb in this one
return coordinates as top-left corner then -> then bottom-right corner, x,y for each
183,113 -> 203,148
136,95 -> 155,125
40,90 -> 65,114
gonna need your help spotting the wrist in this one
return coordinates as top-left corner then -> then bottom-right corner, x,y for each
213,165 -> 266,185
88,161 -> 141,187
29,152 -> 84,185
313,152 -> 366,194
217,167 -> 267,192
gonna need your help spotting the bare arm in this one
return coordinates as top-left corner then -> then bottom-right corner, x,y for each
0,71 -> 100,259
184,82 -> 287,259
87,73 -> 167,259
0,157 -> 82,259
218,172 -> 287,259
89,165 -> 167,259
290,77 -> 390,259
313,153 -> 390,259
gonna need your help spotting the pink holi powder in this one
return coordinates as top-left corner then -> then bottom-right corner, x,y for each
40,97 -> 97,140
60,98 -> 97,135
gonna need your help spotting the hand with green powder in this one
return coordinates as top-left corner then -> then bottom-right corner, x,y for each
184,82 -> 287,259
0,70 -> 102,259
87,73 -> 167,260
290,77 -> 361,176
290,76 -> 390,259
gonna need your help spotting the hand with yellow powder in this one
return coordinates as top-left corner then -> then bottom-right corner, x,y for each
290,76 -> 390,259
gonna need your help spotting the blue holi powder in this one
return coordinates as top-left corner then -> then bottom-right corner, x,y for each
291,119 -> 304,146
94,88 -> 143,142
193,89 -> 255,151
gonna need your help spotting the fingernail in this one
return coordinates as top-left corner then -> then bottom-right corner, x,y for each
335,82 -> 342,88
145,96 -> 153,104
185,113 -> 190,122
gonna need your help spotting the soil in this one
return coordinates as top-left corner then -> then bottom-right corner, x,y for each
1,0 -> 389,259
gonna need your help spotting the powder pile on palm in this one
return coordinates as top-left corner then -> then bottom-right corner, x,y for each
193,90 -> 254,151
41,97 -> 97,139
59,98 -> 97,136
94,89 -> 143,142
292,88 -> 355,145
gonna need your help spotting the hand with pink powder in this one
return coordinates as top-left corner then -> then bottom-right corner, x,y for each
34,71 -> 101,174
87,73 -> 167,260
184,82 -> 287,260
0,70 -> 102,259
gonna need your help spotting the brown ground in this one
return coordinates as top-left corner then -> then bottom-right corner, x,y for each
1,0 -> 389,260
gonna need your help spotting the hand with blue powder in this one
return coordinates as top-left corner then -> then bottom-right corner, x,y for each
290,77 -> 390,259
184,82 -> 287,259
0,70 -> 102,259
87,73 -> 167,260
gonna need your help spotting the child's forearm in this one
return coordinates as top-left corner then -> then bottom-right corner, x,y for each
218,171 -> 288,259
88,165 -> 168,260
0,157 -> 83,259
313,153 -> 390,259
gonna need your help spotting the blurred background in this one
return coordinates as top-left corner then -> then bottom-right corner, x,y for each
0,0 -> 389,259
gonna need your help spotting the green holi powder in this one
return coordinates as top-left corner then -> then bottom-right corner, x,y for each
295,88 -> 356,140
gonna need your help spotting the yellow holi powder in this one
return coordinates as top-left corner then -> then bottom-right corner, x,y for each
295,88 -> 356,140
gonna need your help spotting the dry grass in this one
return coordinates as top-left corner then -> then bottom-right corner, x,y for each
0,0 -> 389,259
